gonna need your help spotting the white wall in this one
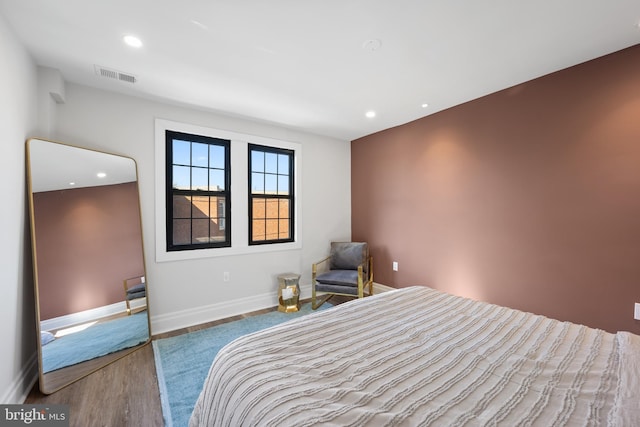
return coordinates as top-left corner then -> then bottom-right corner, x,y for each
0,14 -> 39,403
53,83 -> 352,333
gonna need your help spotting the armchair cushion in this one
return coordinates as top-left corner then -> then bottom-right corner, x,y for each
315,283 -> 360,296
329,242 -> 368,271
126,283 -> 146,300
316,269 -> 359,287
126,290 -> 146,301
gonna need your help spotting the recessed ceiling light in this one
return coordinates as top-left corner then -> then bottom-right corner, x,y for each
123,35 -> 143,48
421,103 -> 429,108
365,111 -> 376,118
97,172 -> 107,178
69,182 -> 75,186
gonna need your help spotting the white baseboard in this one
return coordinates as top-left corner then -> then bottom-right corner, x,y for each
151,287 -> 300,335
150,283 -> 395,336
2,352 -> 38,404
40,299 -> 146,332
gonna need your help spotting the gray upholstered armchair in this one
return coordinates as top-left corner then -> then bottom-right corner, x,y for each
311,242 -> 373,309
123,276 -> 147,315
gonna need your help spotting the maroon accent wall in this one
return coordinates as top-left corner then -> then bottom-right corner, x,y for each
352,44 -> 640,334
33,182 -> 144,320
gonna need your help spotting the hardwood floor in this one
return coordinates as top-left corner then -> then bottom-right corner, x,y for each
25,343 -> 163,427
25,297 -> 350,427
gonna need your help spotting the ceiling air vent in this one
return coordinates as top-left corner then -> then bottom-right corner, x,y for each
94,65 -> 137,84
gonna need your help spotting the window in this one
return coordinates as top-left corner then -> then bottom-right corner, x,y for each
156,119 -> 302,261
166,130 -> 230,251
249,144 -> 294,245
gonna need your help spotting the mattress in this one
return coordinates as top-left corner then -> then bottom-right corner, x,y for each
190,286 -> 640,426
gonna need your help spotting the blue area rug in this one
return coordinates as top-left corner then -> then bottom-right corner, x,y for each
152,303 -> 331,427
42,311 -> 149,373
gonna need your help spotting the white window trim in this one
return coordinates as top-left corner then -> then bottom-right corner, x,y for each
155,118 -> 302,262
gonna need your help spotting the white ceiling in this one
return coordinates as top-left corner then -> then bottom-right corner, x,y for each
1,1 -> 639,141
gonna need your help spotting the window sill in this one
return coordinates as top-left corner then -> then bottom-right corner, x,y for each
156,240 -> 302,262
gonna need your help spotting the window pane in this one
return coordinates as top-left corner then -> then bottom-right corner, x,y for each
173,166 -> 190,189
253,198 -> 266,219
192,142 -> 208,167
278,154 -> 289,174
252,173 -> 264,194
265,174 -> 277,194
265,219 -> 278,240
279,199 -> 290,218
266,199 -> 278,218
211,197 -> 225,218
279,219 -> 290,239
209,169 -> 225,191
210,223 -> 225,240
251,150 -> 264,172
265,152 -> 278,173
173,195 -> 191,218
278,175 -> 289,195
173,219 -> 191,245
210,145 -> 225,169
215,199 -> 226,231
252,220 -> 265,241
192,167 -> 208,191
208,197 -> 216,220
191,195 -> 209,218
172,140 -> 190,165
192,219 -> 210,243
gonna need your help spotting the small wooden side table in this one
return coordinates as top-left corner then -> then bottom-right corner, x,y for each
277,273 -> 301,313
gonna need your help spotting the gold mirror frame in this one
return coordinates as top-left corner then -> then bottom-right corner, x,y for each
26,138 -> 151,394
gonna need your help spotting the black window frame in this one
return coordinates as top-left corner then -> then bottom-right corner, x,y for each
248,144 -> 295,245
166,130 -> 231,251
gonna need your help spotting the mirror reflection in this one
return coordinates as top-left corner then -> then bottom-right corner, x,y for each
27,138 -> 150,394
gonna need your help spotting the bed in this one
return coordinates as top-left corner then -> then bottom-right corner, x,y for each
190,286 -> 640,426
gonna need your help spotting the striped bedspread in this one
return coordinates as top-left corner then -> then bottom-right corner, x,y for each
190,286 -> 640,426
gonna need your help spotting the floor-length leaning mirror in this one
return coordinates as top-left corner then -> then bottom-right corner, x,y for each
26,138 -> 151,394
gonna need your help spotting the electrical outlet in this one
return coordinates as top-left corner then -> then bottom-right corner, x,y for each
634,303 -> 640,320
223,272 -> 230,282
392,261 -> 398,272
